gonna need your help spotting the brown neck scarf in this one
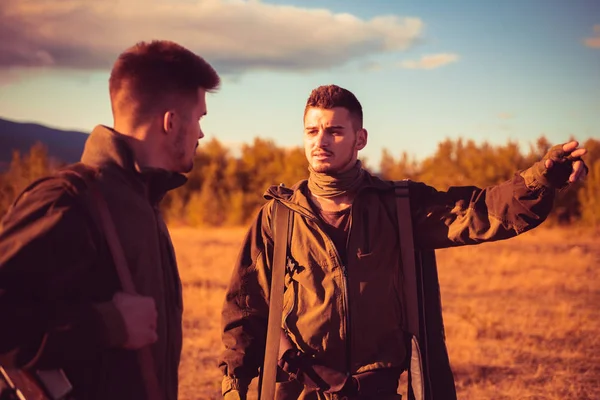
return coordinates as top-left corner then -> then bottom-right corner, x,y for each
307,160 -> 366,198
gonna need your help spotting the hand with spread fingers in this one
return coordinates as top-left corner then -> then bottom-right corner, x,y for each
532,140 -> 589,189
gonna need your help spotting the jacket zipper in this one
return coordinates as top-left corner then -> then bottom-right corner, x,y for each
317,208 -> 353,375
281,200 -> 355,374
343,207 -> 353,374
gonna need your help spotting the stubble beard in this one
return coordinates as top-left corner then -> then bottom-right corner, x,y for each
312,137 -> 357,175
172,127 -> 194,173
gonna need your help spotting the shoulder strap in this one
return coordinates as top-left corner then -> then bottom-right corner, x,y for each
394,180 -> 426,400
77,169 -> 164,400
259,200 -> 292,400
394,180 -> 420,338
394,180 -> 458,400
56,163 -> 140,295
87,187 -> 139,294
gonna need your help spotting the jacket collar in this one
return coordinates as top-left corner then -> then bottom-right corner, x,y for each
263,168 -> 394,219
80,125 -> 187,204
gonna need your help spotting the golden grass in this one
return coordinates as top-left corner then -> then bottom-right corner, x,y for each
172,226 -> 600,400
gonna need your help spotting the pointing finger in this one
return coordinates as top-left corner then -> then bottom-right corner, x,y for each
569,148 -> 587,158
562,141 -> 579,153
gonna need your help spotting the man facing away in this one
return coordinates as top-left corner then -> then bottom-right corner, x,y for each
219,85 -> 588,400
0,40 -> 220,399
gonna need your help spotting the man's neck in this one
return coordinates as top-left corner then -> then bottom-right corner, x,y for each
113,124 -> 169,172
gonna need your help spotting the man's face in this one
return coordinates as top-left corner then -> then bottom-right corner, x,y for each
303,107 -> 367,174
169,88 -> 207,173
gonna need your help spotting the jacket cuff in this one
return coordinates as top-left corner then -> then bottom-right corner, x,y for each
519,163 -> 555,191
92,301 -> 128,348
222,375 -> 250,396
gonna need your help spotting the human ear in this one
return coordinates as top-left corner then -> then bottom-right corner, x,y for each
163,111 -> 175,134
356,129 -> 368,150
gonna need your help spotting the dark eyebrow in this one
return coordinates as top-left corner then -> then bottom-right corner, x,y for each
304,125 -> 345,131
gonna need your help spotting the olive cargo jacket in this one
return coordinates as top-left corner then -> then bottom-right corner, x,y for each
219,166 -> 556,397
0,126 -> 186,399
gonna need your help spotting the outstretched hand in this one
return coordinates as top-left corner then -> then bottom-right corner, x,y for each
544,140 -> 588,184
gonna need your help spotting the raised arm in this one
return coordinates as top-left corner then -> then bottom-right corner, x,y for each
409,141 -> 588,250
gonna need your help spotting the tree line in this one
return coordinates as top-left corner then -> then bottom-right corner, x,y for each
1,136 -> 599,227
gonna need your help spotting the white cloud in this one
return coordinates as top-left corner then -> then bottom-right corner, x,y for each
0,0 -> 425,75
584,24 -> 600,49
398,53 -> 459,70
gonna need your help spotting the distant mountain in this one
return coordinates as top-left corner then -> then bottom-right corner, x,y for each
0,117 -> 89,170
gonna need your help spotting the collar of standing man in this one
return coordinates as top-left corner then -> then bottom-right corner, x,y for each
81,125 -> 188,205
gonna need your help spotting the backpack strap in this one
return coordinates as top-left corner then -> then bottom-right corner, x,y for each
85,181 -> 163,400
394,180 -> 426,400
394,180 -> 459,400
394,181 -> 420,339
259,199 -> 292,400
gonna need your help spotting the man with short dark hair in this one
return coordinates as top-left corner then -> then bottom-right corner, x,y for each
219,84 -> 588,399
0,40 -> 220,399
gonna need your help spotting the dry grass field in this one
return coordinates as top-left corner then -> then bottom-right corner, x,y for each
172,225 -> 600,400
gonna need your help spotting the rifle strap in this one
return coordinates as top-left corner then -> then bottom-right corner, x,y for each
394,180 -> 425,400
86,180 -> 163,400
259,200 -> 292,400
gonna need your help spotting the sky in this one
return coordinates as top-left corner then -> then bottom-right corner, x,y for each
0,0 -> 599,169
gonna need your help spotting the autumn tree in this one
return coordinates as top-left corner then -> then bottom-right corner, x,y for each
183,138 -> 232,226
378,135 -> 599,227
379,149 -> 419,181
0,142 -> 54,219
3,136 -> 597,228
578,138 -> 600,226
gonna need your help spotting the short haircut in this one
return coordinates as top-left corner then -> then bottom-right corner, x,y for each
304,85 -> 363,129
109,40 -> 220,126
